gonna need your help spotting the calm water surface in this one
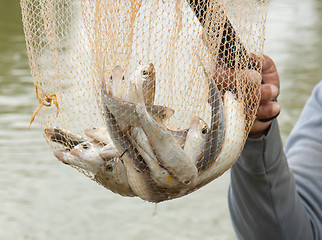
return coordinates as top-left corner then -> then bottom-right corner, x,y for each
0,1 -> 321,239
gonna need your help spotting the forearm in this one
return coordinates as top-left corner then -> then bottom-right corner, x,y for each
228,120 -> 313,240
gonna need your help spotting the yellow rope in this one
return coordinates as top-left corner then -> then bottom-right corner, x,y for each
28,83 -> 59,130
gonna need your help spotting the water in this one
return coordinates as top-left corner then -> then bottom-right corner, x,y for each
0,0 -> 321,239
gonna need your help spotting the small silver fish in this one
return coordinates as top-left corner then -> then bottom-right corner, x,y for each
69,141 -> 106,174
45,127 -> 86,149
131,115 -> 208,189
132,72 -> 198,186
130,127 -> 181,188
195,62 -> 225,171
101,69 -> 170,202
107,65 -> 126,98
103,94 -> 175,130
128,63 -> 156,105
184,116 -> 210,164
54,149 -> 77,165
108,64 -> 171,130
167,128 -> 188,148
98,143 -> 119,161
54,148 -> 135,197
141,63 -> 156,105
95,157 -> 135,197
82,118 -> 187,190
135,104 -> 198,186
70,141 -> 120,168
84,127 -> 112,145
109,64 -> 156,105
196,91 -> 246,187
54,145 -> 104,175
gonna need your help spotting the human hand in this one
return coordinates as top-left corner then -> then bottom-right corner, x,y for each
210,54 -> 280,139
248,54 -> 280,138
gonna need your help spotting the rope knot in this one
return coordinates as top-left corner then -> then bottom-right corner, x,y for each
28,83 -> 59,130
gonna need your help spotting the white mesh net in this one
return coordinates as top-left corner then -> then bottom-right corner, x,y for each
21,0 -> 267,202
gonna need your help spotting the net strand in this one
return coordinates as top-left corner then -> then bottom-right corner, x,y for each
21,0 -> 267,202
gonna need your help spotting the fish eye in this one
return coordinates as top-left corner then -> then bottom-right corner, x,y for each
142,70 -> 148,76
109,75 -> 113,82
105,164 -> 113,172
201,126 -> 208,134
82,143 -> 89,149
183,180 -> 191,185
92,127 -> 97,130
122,76 -> 125,81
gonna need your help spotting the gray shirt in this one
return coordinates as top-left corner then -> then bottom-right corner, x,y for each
228,81 -> 322,240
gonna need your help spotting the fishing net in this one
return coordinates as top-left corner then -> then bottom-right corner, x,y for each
21,0 -> 266,202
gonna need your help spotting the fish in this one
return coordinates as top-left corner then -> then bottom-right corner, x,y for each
131,115 -> 208,188
107,65 -> 126,98
46,127 -> 106,174
98,143 -> 119,161
133,92 -> 198,186
53,143 -> 104,175
95,157 -> 135,197
84,127 -> 112,145
183,116 -> 210,164
101,68 -> 171,202
69,141 -> 106,174
127,63 -> 156,105
167,128 -> 188,148
84,125 -> 186,178
54,147 -> 135,197
107,63 -> 171,130
108,64 -> 156,105
44,127 -> 86,149
195,61 -> 225,172
103,93 -> 175,129
84,123 -> 188,188
195,91 -> 246,187
141,63 -> 156,105
129,71 -> 199,186
54,149 -> 77,165
130,127 -> 181,188
54,138 -> 119,174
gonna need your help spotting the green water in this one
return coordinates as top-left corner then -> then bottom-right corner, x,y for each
0,1 -> 321,239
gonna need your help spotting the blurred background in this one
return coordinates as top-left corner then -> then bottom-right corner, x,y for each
0,0 -> 321,239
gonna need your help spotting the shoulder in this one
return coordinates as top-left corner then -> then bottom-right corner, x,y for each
311,80 -> 322,105
284,80 -> 322,155
295,81 -> 322,120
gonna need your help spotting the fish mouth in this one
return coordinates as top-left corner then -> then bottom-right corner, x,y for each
190,116 -> 202,127
44,127 -> 55,138
143,63 -> 155,76
84,128 -> 95,138
70,148 -> 82,158
54,150 -> 69,165
165,108 -> 175,120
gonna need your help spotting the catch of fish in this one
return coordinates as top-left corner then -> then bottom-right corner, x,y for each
47,63 -> 246,203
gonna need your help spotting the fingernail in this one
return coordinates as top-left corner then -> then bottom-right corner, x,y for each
271,85 -> 279,98
257,111 -> 280,122
272,102 -> 281,114
257,103 -> 281,123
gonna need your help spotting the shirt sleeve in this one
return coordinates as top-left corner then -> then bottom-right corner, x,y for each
228,81 -> 322,240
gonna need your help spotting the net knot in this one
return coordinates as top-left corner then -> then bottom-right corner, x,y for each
28,83 -> 59,130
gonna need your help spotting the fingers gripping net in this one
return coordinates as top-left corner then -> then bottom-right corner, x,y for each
21,0 -> 266,202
